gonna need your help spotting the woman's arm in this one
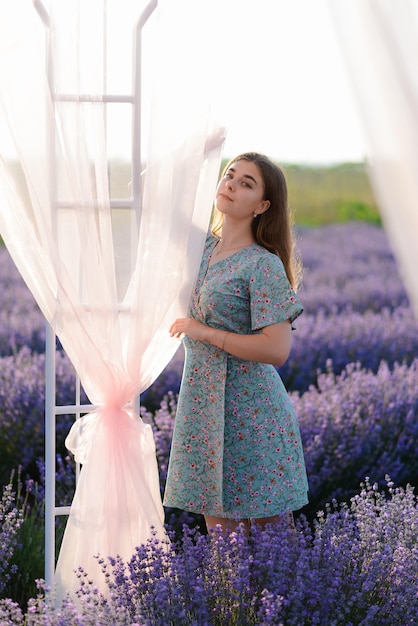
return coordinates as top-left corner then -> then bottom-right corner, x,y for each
169,317 -> 292,367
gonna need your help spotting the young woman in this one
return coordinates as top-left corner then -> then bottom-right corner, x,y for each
165,152 -> 308,535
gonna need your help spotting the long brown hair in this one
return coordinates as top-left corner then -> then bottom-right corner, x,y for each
212,152 -> 302,290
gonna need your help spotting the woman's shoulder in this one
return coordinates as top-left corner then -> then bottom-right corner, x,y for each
202,233 -> 219,256
250,243 -> 285,272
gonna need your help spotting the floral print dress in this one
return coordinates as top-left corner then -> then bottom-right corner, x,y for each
164,235 -> 308,518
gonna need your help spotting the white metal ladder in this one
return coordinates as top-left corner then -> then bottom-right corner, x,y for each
32,0 -> 158,590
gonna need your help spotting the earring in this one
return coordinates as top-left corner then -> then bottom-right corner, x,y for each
253,213 -> 258,218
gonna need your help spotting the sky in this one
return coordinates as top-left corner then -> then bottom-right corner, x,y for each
200,0 -> 367,164
0,0 -> 367,165
131,0 -> 368,164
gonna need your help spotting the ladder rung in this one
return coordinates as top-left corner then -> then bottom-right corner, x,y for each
55,404 -> 97,415
52,93 -> 135,104
55,506 -> 71,515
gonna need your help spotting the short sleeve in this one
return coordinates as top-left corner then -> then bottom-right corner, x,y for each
249,254 -> 303,331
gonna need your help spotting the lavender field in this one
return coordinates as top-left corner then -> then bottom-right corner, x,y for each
1,221 -> 418,624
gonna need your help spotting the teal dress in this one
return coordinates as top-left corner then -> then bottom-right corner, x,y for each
164,235 -> 308,518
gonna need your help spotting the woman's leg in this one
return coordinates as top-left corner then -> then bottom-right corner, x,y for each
204,515 -> 251,536
204,511 -> 294,536
252,511 -> 295,532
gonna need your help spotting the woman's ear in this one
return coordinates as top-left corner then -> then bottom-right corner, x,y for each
258,200 -> 270,214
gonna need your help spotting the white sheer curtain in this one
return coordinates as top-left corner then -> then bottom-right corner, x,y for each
0,0 -> 224,598
328,0 -> 418,318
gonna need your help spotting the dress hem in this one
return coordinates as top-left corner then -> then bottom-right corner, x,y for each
163,495 -> 309,520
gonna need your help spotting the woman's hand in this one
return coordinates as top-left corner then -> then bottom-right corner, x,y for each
169,317 -> 210,342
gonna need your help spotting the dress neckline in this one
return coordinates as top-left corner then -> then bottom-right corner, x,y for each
207,239 -> 255,269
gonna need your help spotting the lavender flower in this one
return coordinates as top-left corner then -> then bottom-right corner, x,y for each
0,478 -> 413,625
279,305 -> 418,392
0,471 -> 417,624
293,359 -> 418,511
297,222 -> 410,314
0,598 -> 24,625
0,347 -> 82,486
1,222 -> 417,621
0,481 -> 23,595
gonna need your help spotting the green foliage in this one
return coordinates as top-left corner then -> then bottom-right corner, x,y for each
218,158 -> 380,226
283,162 -> 380,226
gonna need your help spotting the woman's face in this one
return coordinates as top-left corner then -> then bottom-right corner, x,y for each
215,159 -> 270,219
